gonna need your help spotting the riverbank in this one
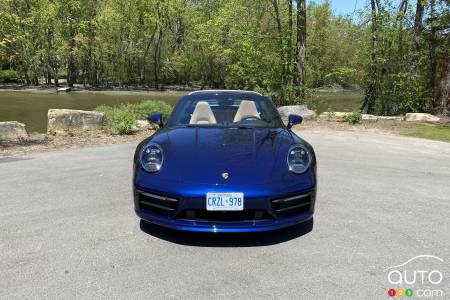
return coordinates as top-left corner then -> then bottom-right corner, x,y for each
0,84 -> 191,96
0,83 -> 363,96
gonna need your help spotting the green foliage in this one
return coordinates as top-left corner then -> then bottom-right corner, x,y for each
0,69 -> 18,82
342,112 -> 362,124
324,67 -> 358,87
0,0 -> 447,114
306,1 -> 363,88
361,0 -> 449,115
95,100 -> 172,135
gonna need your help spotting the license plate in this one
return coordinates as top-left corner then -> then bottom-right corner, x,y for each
206,192 -> 244,211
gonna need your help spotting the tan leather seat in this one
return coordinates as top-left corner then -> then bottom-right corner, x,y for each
189,101 -> 217,124
233,100 -> 260,122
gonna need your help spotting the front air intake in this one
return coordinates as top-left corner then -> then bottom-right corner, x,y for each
271,192 -> 312,216
137,190 -> 179,215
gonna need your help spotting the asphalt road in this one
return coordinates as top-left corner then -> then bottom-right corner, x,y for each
1,130 -> 449,299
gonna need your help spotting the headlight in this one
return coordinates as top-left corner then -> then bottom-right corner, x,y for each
140,143 -> 163,172
287,144 -> 311,174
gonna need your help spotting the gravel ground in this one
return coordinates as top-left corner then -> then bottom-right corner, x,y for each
0,129 -> 449,299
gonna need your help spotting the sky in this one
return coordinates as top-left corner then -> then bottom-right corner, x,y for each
310,0 -> 365,16
312,0 -> 401,16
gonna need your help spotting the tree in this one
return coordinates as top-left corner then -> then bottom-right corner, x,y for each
435,53 -> 449,115
1,0 -> 446,115
362,0 -> 380,114
295,0 -> 306,100
412,0 -> 425,73
428,0 -> 450,115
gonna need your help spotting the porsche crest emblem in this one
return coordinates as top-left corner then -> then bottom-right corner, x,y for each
222,172 -> 229,180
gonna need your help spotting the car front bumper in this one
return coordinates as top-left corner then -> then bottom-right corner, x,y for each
136,209 -> 313,232
134,185 -> 316,233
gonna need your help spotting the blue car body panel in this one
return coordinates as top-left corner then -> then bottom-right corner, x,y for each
133,91 -> 317,232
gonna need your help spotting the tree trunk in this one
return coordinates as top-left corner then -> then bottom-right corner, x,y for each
140,29 -> 156,86
397,0 -> 408,20
87,15 -> 94,86
396,0 -> 408,60
287,0 -> 293,85
413,0 -> 425,51
153,27 -> 163,90
54,64 -> 59,88
362,0 -> 379,114
435,53 -> 450,115
67,54 -> 76,87
428,0 -> 438,91
295,0 -> 306,101
153,0 -> 164,90
67,27 -> 77,88
46,69 -> 51,85
272,0 -> 285,85
412,0 -> 425,72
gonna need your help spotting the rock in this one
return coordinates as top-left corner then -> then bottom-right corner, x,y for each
362,114 -> 377,121
278,105 -> 317,120
57,87 -> 72,93
320,112 -> 405,122
48,109 -> 104,134
404,113 -> 440,123
0,121 -> 29,141
362,114 -> 403,121
132,120 -> 155,132
376,116 -> 404,121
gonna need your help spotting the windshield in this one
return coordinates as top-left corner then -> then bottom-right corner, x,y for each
167,95 -> 284,128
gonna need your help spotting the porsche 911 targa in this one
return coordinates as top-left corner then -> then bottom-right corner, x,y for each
133,90 -> 317,232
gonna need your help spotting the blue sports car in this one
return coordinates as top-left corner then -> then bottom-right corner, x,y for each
133,90 -> 317,232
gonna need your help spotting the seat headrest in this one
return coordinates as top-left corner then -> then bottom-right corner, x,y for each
233,100 -> 260,122
189,101 -> 217,124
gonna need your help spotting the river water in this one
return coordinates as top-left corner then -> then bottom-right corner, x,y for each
0,90 -> 363,133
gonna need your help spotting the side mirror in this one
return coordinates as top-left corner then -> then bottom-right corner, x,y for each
148,113 -> 163,128
287,114 -> 303,129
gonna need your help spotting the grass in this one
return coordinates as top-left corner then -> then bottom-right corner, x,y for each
402,124 -> 450,142
95,100 -> 173,134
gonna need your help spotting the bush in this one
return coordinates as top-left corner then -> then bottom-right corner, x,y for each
95,100 -> 173,134
0,70 -> 18,83
342,112 -> 362,124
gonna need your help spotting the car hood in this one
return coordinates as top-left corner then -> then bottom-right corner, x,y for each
149,127 -> 296,185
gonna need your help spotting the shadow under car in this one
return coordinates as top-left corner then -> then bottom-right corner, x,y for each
139,217 -> 313,247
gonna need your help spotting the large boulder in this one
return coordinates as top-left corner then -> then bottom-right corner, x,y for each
278,105 -> 317,120
0,121 -> 29,141
320,112 -> 405,122
362,114 -> 404,121
48,109 -> 104,133
404,113 -> 440,123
